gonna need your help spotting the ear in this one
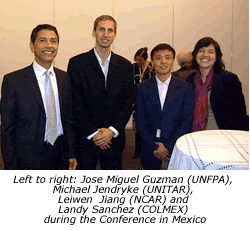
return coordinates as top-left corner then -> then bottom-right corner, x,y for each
114,33 -> 117,40
30,42 -> 34,53
151,60 -> 155,68
92,30 -> 96,38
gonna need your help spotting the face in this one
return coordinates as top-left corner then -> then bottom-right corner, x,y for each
30,29 -> 58,69
151,49 -> 174,78
93,20 -> 116,49
135,56 -> 146,67
196,44 -> 216,69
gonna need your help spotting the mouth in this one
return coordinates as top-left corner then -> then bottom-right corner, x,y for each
160,66 -> 167,69
101,39 -> 109,43
201,59 -> 210,62
43,50 -> 53,54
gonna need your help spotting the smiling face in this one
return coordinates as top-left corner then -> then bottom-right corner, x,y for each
93,20 -> 116,50
30,29 -> 58,69
196,44 -> 216,70
151,49 -> 174,80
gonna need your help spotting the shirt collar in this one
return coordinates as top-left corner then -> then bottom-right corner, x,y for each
33,60 -> 55,77
94,48 -> 111,66
155,74 -> 172,85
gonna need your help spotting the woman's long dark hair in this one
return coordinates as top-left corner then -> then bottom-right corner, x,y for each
192,37 -> 225,71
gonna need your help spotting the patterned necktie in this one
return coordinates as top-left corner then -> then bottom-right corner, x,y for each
44,71 -> 57,145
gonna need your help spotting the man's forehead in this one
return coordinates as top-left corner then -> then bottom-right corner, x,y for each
97,20 -> 115,28
154,50 -> 174,56
37,30 -> 58,38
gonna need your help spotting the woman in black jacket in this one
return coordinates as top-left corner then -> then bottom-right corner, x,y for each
186,37 -> 248,131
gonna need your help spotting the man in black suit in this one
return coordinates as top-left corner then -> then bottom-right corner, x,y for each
67,15 -> 134,170
1,24 -> 77,170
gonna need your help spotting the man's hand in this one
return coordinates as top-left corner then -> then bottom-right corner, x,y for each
153,142 -> 171,161
69,158 -> 77,170
93,128 -> 113,150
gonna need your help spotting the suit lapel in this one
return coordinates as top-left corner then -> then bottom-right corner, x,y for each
54,68 -> 63,110
147,76 -> 161,113
107,51 -> 117,76
106,51 -> 119,92
162,77 -> 180,113
85,49 -> 105,91
86,49 -> 104,75
23,64 -> 45,111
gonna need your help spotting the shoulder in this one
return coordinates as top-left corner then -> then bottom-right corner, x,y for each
216,69 -> 237,78
3,65 -> 31,80
171,69 -> 180,76
214,70 -> 240,84
172,75 -> 192,88
136,76 -> 153,90
185,71 -> 196,83
111,52 -> 132,67
68,49 -> 93,63
53,67 -> 69,77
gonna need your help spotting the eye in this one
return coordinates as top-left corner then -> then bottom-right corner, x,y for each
99,27 -> 105,32
108,28 -> 114,33
51,39 -> 58,44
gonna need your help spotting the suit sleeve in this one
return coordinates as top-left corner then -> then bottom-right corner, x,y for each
64,73 -> 75,159
163,85 -> 194,154
111,64 -> 135,133
0,76 -> 18,169
67,58 -> 98,137
222,73 -> 247,130
135,84 -> 158,152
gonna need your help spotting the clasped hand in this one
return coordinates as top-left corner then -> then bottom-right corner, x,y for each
92,128 -> 114,150
153,142 -> 171,161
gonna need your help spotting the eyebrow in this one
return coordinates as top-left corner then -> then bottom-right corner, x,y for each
200,47 -> 215,50
156,54 -> 171,57
38,36 -> 57,40
99,26 -> 114,30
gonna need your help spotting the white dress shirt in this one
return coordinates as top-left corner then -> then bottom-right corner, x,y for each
86,49 -> 119,140
155,75 -> 172,138
32,61 -> 63,142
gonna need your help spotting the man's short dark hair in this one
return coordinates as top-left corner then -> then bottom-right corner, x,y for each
30,24 -> 59,44
150,43 -> 175,60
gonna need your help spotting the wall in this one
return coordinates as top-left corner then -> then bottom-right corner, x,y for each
0,0 -> 248,128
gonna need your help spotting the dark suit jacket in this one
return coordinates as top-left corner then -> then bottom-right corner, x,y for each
67,49 -> 134,143
186,69 -> 248,131
0,64 -> 74,169
135,75 -> 194,170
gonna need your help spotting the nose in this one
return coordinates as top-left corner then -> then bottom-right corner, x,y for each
45,40 -> 52,47
203,50 -> 209,56
103,30 -> 108,37
161,57 -> 167,63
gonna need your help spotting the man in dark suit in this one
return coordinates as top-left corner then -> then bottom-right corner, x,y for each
67,15 -> 134,170
135,44 -> 194,170
1,24 -> 77,170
